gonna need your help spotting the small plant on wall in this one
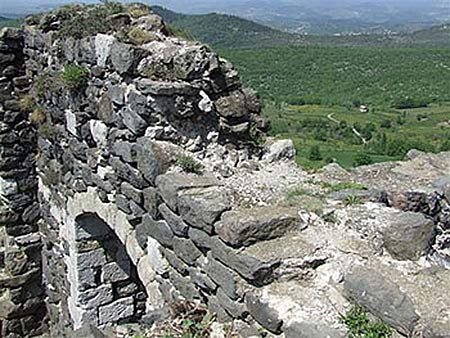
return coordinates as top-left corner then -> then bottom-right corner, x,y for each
61,64 -> 90,90
176,155 -> 203,175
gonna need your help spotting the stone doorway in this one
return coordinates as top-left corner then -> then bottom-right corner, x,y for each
71,213 -> 147,328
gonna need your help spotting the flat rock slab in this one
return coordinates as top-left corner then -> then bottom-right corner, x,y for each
344,267 -> 420,336
177,186 -> 231,234
381,211 -> 435,261
155,173 -> 220,211
216,207 -> 304,247
284,322 -> 346,338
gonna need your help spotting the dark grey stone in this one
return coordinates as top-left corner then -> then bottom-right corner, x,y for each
344,268 -> 420,336
245,291 -> 283,334
207,295 -> 232,323
189,268 -> 216,292
107,84 -> 126,105
121,182 -> 142,204
284,322 -> 346,338
116,194 -> 131,214
97,94 -> 115,125
162,249 -> 189,276
216,207 -> 303,248
142,187 -> 159,218
109,156 -> 148,189
189,228 -> 278,286
129,200 -> 145,218
381,211 -> 436,261
168,268 -> 200,301
111,142 -> 137,163
204,254 -> 238,300
135,138 -> 169,184
177,186 -> 231,234
159,203 -> 189,237
216,287 -> 247,318
110,42 -> 137,74
155,173 -> 219,211
172,237 -> 202,266
137,215 -> 174,249
120,107 -> 148,135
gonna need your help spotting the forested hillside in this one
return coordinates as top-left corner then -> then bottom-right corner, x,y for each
221,46 -> 450,168
151,6 -> 305,49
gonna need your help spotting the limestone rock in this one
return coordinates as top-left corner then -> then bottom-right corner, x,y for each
216,207 -> 304,247
263,139 -> 296,162
245,291 -> 283,334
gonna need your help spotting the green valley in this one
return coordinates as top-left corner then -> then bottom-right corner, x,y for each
221,46 -> 450,169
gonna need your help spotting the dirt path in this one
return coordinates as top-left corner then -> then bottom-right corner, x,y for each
327,113 -> 368,144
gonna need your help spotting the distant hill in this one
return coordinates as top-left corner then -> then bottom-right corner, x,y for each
153,6 -> 450,49
0,16 -> 21,28
151,6 -> 306,49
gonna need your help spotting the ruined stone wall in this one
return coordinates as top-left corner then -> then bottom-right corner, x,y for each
3,4 -> 450,338
0,29 -> 46,338
17,4 -> 282,337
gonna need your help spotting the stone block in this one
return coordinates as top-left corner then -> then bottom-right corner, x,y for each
78,284 -> 113,309
101,262 -> 130,283
381,211 -> 436,261
158,203 -> 189,237
344,267 -> 420,336
189,228 -> 277,285
120,182 -> 142,205
172,237 -> 202,266
162,248 -> 189,276
98,296 -> 134,324
284,322 -> 346,338
137,215 -> 174,249
204,254 -> 239,300
245,291 -> 283,334
155,173 -> 219,212
216,287 -> 247,318
77,249 -> 107,270
177,186 -> 231,234
216,207 -> 303,248
109,156 -> 149,189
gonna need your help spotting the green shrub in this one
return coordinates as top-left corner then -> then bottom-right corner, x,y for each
61,65 -> 89,90
176,155 -> 203,174
342,305 -> 392,338
127,27 -> 159,45
165,24 -> 194,40
353,152 -> 373,166
55,2 -> 126,39
308,145 -> 323,161
344,195 -> 363,206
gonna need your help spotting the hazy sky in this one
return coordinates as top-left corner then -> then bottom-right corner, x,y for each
1,0 -> 447,16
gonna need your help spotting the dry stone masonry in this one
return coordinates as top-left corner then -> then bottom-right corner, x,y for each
1,3 -> 450,338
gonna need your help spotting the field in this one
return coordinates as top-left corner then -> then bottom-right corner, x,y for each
261,103 -> 450,169
221,46 -> 450,169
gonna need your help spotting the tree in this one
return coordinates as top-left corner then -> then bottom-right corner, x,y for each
309,145 -> 323,161
354,152 -> 373,166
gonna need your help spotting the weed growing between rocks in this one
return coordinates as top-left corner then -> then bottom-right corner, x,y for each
150,302 -> 227,338
342,305 -> 392,338
176,155 -> 203,174
128,27 -> 160,45
61,64 -> 89,90
344,195 -> 363,206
